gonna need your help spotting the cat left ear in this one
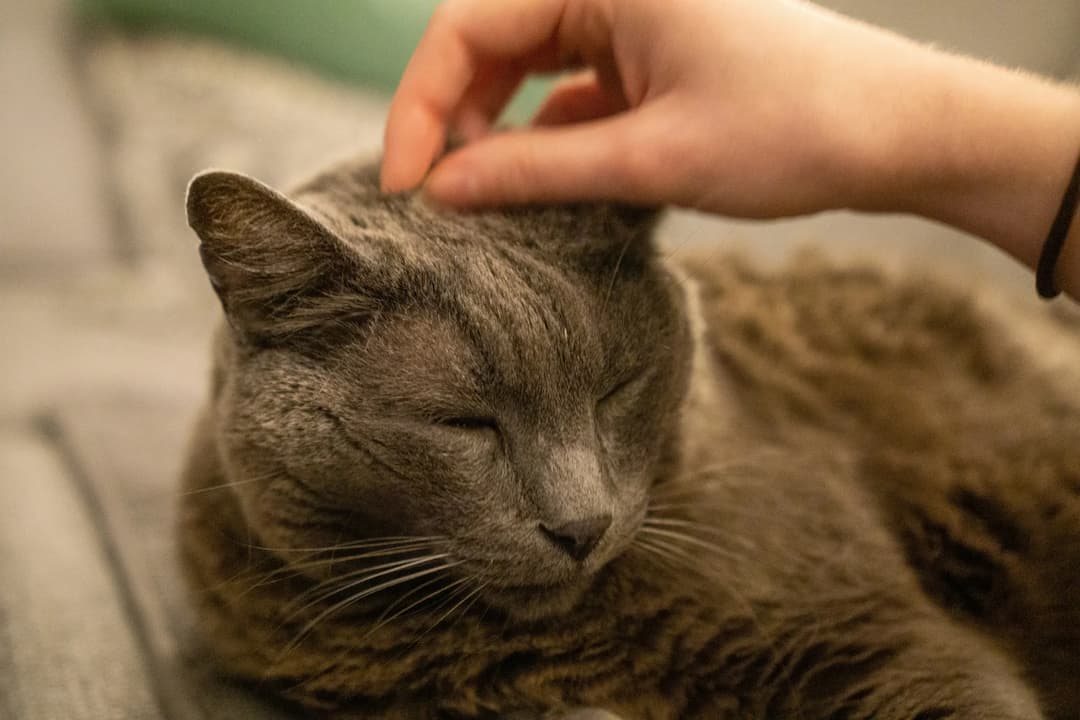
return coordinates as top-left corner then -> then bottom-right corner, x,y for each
186,170 -> 365,344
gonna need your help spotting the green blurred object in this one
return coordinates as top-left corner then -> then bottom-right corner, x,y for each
74,0 -> 551,122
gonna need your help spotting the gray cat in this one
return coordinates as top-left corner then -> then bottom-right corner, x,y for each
179,155 -> 1080,720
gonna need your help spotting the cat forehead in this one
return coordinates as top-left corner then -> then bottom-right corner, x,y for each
289,157 -> 658,260
287,166 -> 657,381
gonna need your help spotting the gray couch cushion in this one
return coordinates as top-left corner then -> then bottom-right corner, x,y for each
47,393 -> 301,720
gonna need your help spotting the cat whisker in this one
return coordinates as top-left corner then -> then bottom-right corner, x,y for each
284,554 -> 455,613
666,244 -> 729,293
236,542 -> 446,595
643,517 -> 729,532
647,501 -> 788,522
455,582 -> 487,627
646,501 -> 720,511
636,536 -> 762,616
178,476 -> 265,497
644,517 -> 728,541
199,552 -> 281,595
639,524 -> 746,563
648,479 -> 759,503
304,560 -> 463,630
603,237 -> 633,310
634,535 -> 705,573
660,234 -> 695,263
645,506 -> 807,545
243,535 -> 449,554
644,515 -> 764,553
273,560 -> 465,665
648,458 -> 782,493
176,466 -> 298,499
232,535 -> 443,569
277,542 -> 446,573
364,574 -> 476,638
634,536 -> 778,655
419,581 -> 487,639
633,537 -> 695,573
262,540 -> 443,571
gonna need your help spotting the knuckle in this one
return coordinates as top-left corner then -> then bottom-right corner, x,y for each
608,131 -> 664,199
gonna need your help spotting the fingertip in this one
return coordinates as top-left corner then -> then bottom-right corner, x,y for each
381,104 -> 447,193
379,157 -> 420,194
423,115 -> 647,208
378,161 -> 407,194
423,157 -> 481,207
380,128 -> 415,193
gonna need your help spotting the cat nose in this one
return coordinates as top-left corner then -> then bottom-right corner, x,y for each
540,514 -> 612,562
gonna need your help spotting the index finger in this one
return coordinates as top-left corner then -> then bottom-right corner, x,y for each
380,0 -> 573,193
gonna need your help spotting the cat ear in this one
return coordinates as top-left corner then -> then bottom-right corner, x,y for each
186,170 -> 366,344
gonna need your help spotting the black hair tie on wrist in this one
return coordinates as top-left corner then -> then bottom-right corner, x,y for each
1036,150 -> 1080,299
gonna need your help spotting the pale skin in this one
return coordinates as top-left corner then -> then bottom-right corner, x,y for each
381,0 -> 1080,299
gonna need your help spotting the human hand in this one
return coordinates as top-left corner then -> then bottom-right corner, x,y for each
382,0 -> 1080,298
380,0 -> 934,217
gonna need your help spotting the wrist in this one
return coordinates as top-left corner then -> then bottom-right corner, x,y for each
819,30 -> 964,218
859,49 -> 1080,287
1053,183 -> 1080,298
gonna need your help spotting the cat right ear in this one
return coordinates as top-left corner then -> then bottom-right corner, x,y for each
186,170 -> 370,344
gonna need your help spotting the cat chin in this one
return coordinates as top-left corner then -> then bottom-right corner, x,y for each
480,579 -> 592,622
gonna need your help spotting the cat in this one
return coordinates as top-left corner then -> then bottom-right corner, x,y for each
179,155 -> 1080,720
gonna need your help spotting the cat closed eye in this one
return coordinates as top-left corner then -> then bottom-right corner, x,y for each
438,416 -> 499,433
598,372 -> 645,406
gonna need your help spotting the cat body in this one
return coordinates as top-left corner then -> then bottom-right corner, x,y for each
180,157 -> 1080,719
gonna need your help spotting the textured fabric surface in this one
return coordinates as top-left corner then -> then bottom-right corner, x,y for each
52,393 -> 302,720
0,424 -> 160,720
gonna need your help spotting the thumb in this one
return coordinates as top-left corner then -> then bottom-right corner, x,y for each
423,116 -> 658,207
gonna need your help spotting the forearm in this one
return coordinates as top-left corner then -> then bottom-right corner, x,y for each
862,48 -> 1080,297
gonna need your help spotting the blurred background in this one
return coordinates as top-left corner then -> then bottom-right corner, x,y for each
0,1 -> 1078,718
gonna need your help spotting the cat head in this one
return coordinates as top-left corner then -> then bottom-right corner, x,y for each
186,158 -> 691,617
